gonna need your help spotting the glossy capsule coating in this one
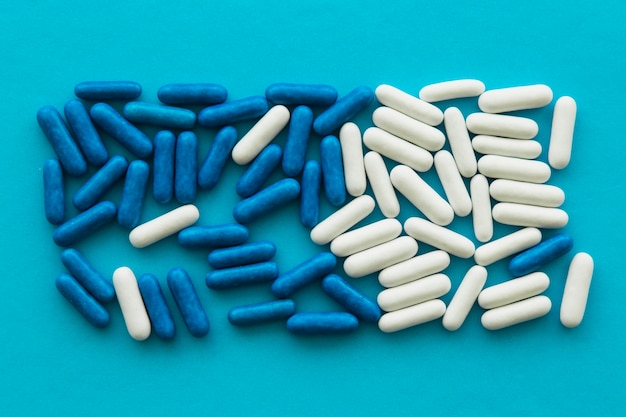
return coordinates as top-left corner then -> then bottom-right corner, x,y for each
60,248 -> 115,303
478,272 -> 550,310
300,160 -> 322,228
377,273 -> 451,312
489,179 -> 565,208
282,105 -> 313,177
548,96 -> 577,169
53,201 -> 117,247
287,312 -> 359,335
481,295 -> 551,330
364,151 -> 400,218
310,195 -> 375,245
90,103 -> 153,158
152,130 -> 176,204
492,203 -> 569,229
231,105 -> 290,165
208,241 -> 276,269
72,155 -> 128,211
272,252 -> 336,298
444,107 -> 476,177
378,250 -> 451,288
74,81 -> 141,100
167,267 -> 210,337
442,265 -> 488,331
236,144 -> 282,198
466,113 -> 539,140
197,95 -> 269,128
228,299 -> 296,326
474,227 -> 542,266
321,135 -> 346,206
129,204 -> 199,248
123,101 -> 196,130
205,262 -> 279,290
363,127 -> 434,172
43,159 -> 65,225
158,83 -> 228,105
197,126 -> 238,190
404,217 -> 475,259
178,224 -> 249,249
313,86 -> 374,136
378,299 -> 447,333
118,160 -> 150,229
434,151 -> 472,218
478,155 -> 551,184
113,266 -> 151,341
375,84 -> 444,126
470,174 -> 493,242
472,135 -> 542,159
508,233 -> 574,277
322,274 -> 381,323
561,253 -> 594,328
175,131 -> 197,204
419,79 -> 485,102
478,84 -> 553,113
265,83 -> 338,106
340,122 -> 366,197
233,179 -> 301,224
56,273 -> 110,328
37,105 -> 87,176
343,236 -> 418,278
137,273 -> 176,340
330,218 -> 402,257
373,106 -> 446,152
64,99 -> 108,166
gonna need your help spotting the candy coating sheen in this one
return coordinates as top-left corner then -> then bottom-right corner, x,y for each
339,122 -> 366,197
442,266 -> 487,331
123,101 -> 196,130
231,104 -> 290,165
197,126 -> 238,190
474,227 -> 542,266
233,179 -> 301,224
481,295 -> 551,330
470,174 -> 493,242
157,83 -> 228,105
152,130 -> 176,204
74,81 -> 141,100
330,218 -> 402,257
55,273 -> 110,328
89,103 -> 153,158
43,159 -> 65,225
378,299 -> 446,333
310,195 -> 375,245
178,224 -> 249,249
560,253 -> 594,328
363,151 -> 401,218
548,96 -> 577,169
343,236 -> 418,278
472,135 -> 542,159
236,144 -> 283,198
265,83 -> 338,106
205,262 -> 279,290
117,160 -> 149,229
322,274 -> 381,323
508,233 -> 574,277
37,105 -> 87,176
53,201 -> 117,247
492,203 -> 569,229
363,127 -> 434,172
60,248 -> 115,303
167,267 -> 210,337
64,99 -> 108,166
129,204 -> 199,248
73,155 -> 128,211
282,105 -> 313,176
489,179 -> 565,207
375,84 -> 443,126
320,135 -> 346,206
113,267 -> 151,341
478,154 -> 551,183
434,151 -> 472,217
373,106 -> 445,152
137,273 -> 176,340
466,113 -> 538,140
404,217 -> 475,259
228,299 -> 296,326
313,86 -> 374,136
443,107 -> 476,177
208,241 -> 276,269
271,252 -> 336,298
197,95 -> 269,128
287,312 -> 359,335
378,250 -> 451,288
300,160 -> 322,228
478,272 -> 550,310
175,131 -> 198,204
419,79 -> 485,102
377,273 -> 451,312
478,84 -> 553,113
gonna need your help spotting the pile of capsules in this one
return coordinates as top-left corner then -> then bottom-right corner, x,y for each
39,79 -> 594,340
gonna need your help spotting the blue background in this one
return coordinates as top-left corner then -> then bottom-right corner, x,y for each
2,1 -> 625,415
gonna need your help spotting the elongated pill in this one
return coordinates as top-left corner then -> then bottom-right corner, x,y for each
73,155 -> 128,211
434,151 -> 472,217
321,135 -> 346,206
493,203 -> 568,229
113,267 -> 151,340
378,250 -> 451,288
375,84 -> 443,125
330,218 -> 402,257
478,84 -> 553,113
152,130 -> 175,204
197,126 -> 238,190
206,262 -> 279,289
561,253 -> 594,328
90,103 -> 153,158
43,159 -> 65,225
470,174 -> 493,242
300,160 -> 321,228
37,105 -> 87,176
481,295 -> 551,330
123,102 -> 196,130
272,252 -> 336,298
75,81 -> 141,100
168,267 -> 210,337
56,273 -> 110,328
236,144 -> 282,198
508,233 -> 574,276
489,179 -> 564,207
175,131 -> 197,204
310,195 -> 375,245
228,299 -> 296,326
233,179 -> 301,224
466,113 -> 538,140
548,96 -> 577,169
322,274 -> 381,323
282,105 -> 313,176
313,86 -> 374,135
231,105 -> 290,165
61,248 -> 115,303
64,99 -> 107,166
363,127 -> 433,172
117,160 -> 149,229
137,273 -> 175,340
197,95 -> 269,127
363,151 -> 400,217
474,227 -> 542,266
404,217 -> 475,258
478,272 -> 550,309
343,236 -> 418,278
472,135 -> 542,159
444,107 -> 476,177
419,79 -> 485,102
378,273 -> 451,312
129,204 -> 199,248
266,83 -> 338,106
178,224 -> 248,249
378,299 -> 446,333
53,201 -> 117,247
287,312 -> 358,335
478,154 -> 551,183
442,266 -> 487,331
208,241 -> 276,269
158,83 -> 227,105
390,165 -> 454,226
340,122 -> 366,197
373,106 -> 445,152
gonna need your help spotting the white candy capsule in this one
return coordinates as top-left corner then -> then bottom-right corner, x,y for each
472,135 -> 542,159
378,273 -> 451,312
404,217 -> 475,259
478,84 -> 553,113
548,96 -> 577,169
478,272 -> 550,309
492,203 -> 569,229
419,79 -> 486,102
442,265 -> 488,331
129,204 -> 200,248
434,151 -> 472,217
390,165 -> 454,226
232,105 -> 290,165
470,174 -> 493,242
310,195 -> 375,245
378,250 -> 451,288
489,179 -> 565,208
113,267 -> 151,341
560,252 -> 594,328
378,299 -> 447,333
363,151 -> 400,218
443,107 -> 477,177
474,227 -> 542,266
372,106 -> 445,152
363,127 -> 434,172
478,154 -> 551,183
375,84 -> 444,126
339,122 -> 366,197
343,236 -> 418,278
466,113 -> 538,140
330,218 -> 402,257
481,295 -> 551,330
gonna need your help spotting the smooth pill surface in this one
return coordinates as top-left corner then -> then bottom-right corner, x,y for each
197,126 -> 238,190
236,144 -> 282,198
178,224 -> 249,249
37,105 -> 87,176
508,233 -> 574,277
197,95 -> 269,127
492,203 -> 569,228
322,274 -> 381,323
363,151 -> 400,217
175,131 -> 198,204
434,151 -> 472,217
117,160 -> 149,229
378,273 -> 451,312
205,262 -> 279,289
265,83 -> 338,106
375,84 -> 443,126
282,105 -> 313,177
232,179 -> 301,224
442,266 -> 487,331
404,217 -> 475,259
157,83 -> 228,105
56,273 -> 110,328
310,195 -> 375,245
152,130 -> 176,204
313,86 -> 374,136
73,155 -> 128,211
60,248 -> 115,303
330,218 -> 402,257
90,103 -> 153,158
363,127 -> 433,172
470,174 -> 493,242
474,227 -> 542,266
478,84 -> 553,113
419,79 -> 485,102
287,312 -> 358,335
373,106 -> 445,152
300,160 -> 321,228
123,101 -> 196,130
228,299 -> 296,326
64,99 -> 108,166
271,252 -> 336,298
472,135 -> 542,159
378,250 -> 451,288
466,113 -> 539,140
481,295 -> 551,330
561,253 -> 594,328
129,204 -> 199,248
43,159 -> 65,225
321,135 -> 346,206
168,267 -> 210,337
478,272 -> 550,310
478,154 -> 551,183
444,107 -> 476,177
208,241 -> 276,269
231,104 -> 290,165
548,96 -> 577,169
340,122 -> 366,197
75,81 -> 141,100
489,179 -> 565,207
113,267 -> 151,341
378,299 -> 446,333
53,201 -> 117,247
137,273 -> 176,340
343,236 -> 418,278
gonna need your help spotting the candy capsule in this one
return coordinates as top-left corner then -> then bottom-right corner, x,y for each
373,106 -> 445,152
474,227 -> 542,266
75,81 -> 141,100
197,95 -> 269,128
129,204 -> 199,248
434,151 -> 472,218
137,273 -> 176,340
232,179 -> 301,224
113,267 -> 151,341
231,105 -> 290,165
152,130 -> 176,204
175,131 -> 197,204
157,83 -> 228,105
481,295 -> 551,330
197,126 -> 238,190
377,273 -> 451,312
123,101 -> 196,130
478,272 -> 550,310
300,160 -> 321,228
282,106 -> 313,177
90,103 -> 153,158
64,99 -> 108,166
60,248 -> 115,303
178,224 -> 249,249
321,274 -> 381,323
236,144 -> 282,198
339,122 -> 366,197
271,252 -> 336,298
208,241 -> 276,269
378,250 -> 451,288
363,151 -> 400,218
313,86 -> 374,136
442,266 -> 487,331
560,253 -> 594,328
330,218 -> 402,257
56,273 -> 110,328
508,233 -> 574,277
378,299 -> 447,333
73,155 -> 128,211
478,84 -> 553,113
228,300 -> 296,326
167,267 -> 210,337
548,96 -> 577,169
205,262 -> 279,290
265,83 -> 338,106
310,195 -> 375,245
43,159 -> 65,225
343,236 -> 418,278
53,201 -> 117,247
404,217 -> 475,259
466,113 -> 538,140
419,79 -> 485,102
117,160 -> 149,229
37,105 -> 87,176
320,135 -> 346,206
375,84 -> 443,126
287,312 -> 359,335
443,107 -> 476,177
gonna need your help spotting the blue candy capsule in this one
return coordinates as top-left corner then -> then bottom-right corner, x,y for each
74,81 -> 142,101
320,135 -> 346,206
53,201 -> 117,247
123,102 -> 196,130
508,233 -> 574,277
313,86 -> 374,136
206,262 -> 279,290
55,273 -> 110,328
272,252 -> 336,298
152,130 -> 176,204
208,241 -> 276,269
198,126 -> 238,190
137,273 -> 176,340
300,160 -> 321,228
64,99 -> 108,166
175,131 -> 197,204
178,224 -> 249,249
90,103 -> 153,158
286,312 -> 358,335
60,248 -> 115,303
236,144 -> 283,198
228,299 -> 296,326
167,267 -> 210,337
282,105 -> 313,177
321,274 -> 381,323
37,105 -> 87,176
73,155 -> 128,211
197,96 -> 269,127
265,83 -> 338,107
118,160 -> 150,229
158,83 -> 228,106
43,159 -> 65,225
233,178 -> 300,224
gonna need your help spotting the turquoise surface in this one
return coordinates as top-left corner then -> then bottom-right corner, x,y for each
2,1 -> 625,415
